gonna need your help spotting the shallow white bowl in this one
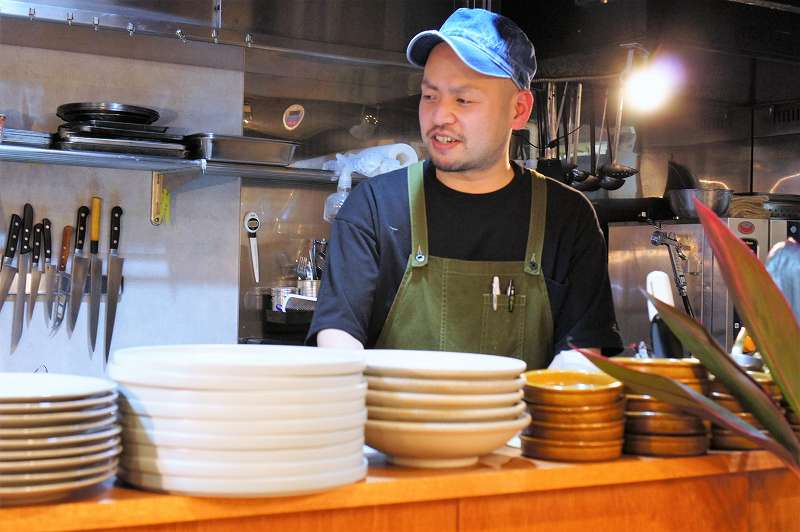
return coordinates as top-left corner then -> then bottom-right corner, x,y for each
365,414 -> 531,468
117,382 -> 366,405
0,373 -> 115,402
366,375 -> 524,395
121,426 -> 364,450
367,402 -> 525,422
366,389 -> 523,409
111,345 -> 365,376
364,350 -> 526,380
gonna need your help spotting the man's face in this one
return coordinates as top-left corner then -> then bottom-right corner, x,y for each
419,43 -> 522,174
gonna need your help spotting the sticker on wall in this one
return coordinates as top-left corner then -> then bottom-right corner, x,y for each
282,104 -> 305,131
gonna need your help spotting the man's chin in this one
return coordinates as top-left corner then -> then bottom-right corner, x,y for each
428,154 -> 472,173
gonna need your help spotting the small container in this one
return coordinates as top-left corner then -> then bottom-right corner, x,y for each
297,279 -> 320,298
0,114 -> 6,142
269,286 -> 298,311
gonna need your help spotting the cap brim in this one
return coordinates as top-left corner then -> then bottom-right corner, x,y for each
406,30 -> 511,82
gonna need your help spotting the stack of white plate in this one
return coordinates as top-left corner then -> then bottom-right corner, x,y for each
108,344 -> 368,497
363,350 -> 531,468
0,373 -> 120,506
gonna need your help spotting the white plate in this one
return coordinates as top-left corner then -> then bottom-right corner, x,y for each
122,410 -> 366,435
367,402 -> 526,422
0,392 -> 118,414
366,375 -> 524,395
0,404 -> 118,428
364,350 -> 526,380
107,363 -> 364,390
366,389 -> 523,409
0,437 -> 120,460
121,426 -> 363,450
117,382 -> 366,405
0,415 -> 118,438
0,460 -> 117,486
111,345 -> 366,376
119,397 -> 363,420
0,373 -> 116,402
0,425 -> 121,450
122,438 -> 364,463
120,451 -> 363,478
117,459 -> 367,497
0,446 -> 122,473
0,469 -> 115,506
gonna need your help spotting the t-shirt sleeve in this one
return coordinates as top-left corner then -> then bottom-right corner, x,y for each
306,184 -> 380,346
552,199 -> 624,355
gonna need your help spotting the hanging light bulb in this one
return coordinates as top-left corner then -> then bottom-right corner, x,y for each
624,56 -> 683,113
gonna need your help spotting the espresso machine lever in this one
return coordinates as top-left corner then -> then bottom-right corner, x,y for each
651,229 -> 695,319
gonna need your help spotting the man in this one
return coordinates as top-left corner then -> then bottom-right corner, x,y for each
308,8 -> 622,368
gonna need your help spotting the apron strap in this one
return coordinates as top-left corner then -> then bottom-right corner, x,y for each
524,170 -> 548,276
407,161 -> 429,268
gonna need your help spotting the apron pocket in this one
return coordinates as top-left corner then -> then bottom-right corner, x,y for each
479,293 -> 528,358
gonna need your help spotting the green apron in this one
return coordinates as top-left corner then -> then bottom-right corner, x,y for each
375,161 -> 554,369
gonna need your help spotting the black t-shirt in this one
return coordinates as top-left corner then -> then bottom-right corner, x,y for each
307,161 -> 623,363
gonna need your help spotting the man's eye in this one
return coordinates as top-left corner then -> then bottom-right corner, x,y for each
457,98 -> 472,105
421,94 -> 435,101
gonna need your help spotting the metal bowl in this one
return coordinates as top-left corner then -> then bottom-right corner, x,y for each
667,188 -> 732,219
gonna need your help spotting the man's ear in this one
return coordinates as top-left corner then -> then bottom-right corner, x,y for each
511,89 -> 534,130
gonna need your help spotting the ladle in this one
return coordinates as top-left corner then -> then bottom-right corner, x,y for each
570,85 -> 602,192
599,49 -> 639,181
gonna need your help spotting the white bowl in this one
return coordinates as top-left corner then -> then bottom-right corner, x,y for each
111,345 -> 365,376
366,375 -> 524,395
120,450 -> 364,478
0,373 -> 115,402
365,414 -> 531,468
366,389 -> 523,409
118,396 -> 363,420
117,460 -> 368,497
368,402 -> 525,422
121,426 -> 364,450
116,382 -> 366,405
364,350 -> 526,380
121,410 -> 366,435
107,363 -> 364,391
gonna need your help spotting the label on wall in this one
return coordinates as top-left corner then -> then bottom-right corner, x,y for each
282,104 -> 305,131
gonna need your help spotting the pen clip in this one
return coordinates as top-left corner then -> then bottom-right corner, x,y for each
492,276 -> 500,312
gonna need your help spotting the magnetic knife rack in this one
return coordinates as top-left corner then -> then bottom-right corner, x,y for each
2,273 -> 124,299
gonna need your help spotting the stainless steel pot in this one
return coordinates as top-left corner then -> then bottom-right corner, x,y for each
667,188 -> 732,219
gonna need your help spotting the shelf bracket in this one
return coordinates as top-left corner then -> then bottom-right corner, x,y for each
150,163 -> 206,226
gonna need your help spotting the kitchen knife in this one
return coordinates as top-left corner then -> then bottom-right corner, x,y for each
66,206 -> 90,338
87,196 -> 102,355
50,225 -> 74,336
26,222 -> 43,324
104,206 -> 123,364
11,203 -> 34,354
0,213 -> 22,314
41,218 -> 56,326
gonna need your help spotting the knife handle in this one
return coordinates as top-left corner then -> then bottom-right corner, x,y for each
20,203 -> 34,255
59,225 -> 74,272
74,206 -> 89,253
42,218 -> 52,264
3,214 -> 21,260
31,223 -> 43,266
109,206 -> 123,252
90,196 -> 102,254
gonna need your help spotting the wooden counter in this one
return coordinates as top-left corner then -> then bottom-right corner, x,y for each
2,448 -> 799,532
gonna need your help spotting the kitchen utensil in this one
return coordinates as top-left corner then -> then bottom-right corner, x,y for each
0,128 -> 52,148
599,50 -> 639,181
650,229 -> 696,318
598,116 -> 627,190
41,218 -> 56,326
104,206 -> 124,364
11,203 -> 33,354
50,226 -> 74,335
665,161 -> 699,192
66,206 -> 90,338
569,87 -> 602,192
184,133 -> 299,165
565,83 -> 590,183
87,197 -> 103,355
57,134 -> 187,158
283,294 -> 317,312
0,213 -> 22,314
56,102 -> 159,124
297,279 -> 320,297
535,82 -> 565,179
26,222 -> 43,325
270,286 -> 298,311
58,121 -> 186,142
312,239 -> 328,277
244,211 -> 260,284
666,188 -> 732,219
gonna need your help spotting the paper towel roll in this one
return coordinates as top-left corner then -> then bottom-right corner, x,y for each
646,270 -> 676,321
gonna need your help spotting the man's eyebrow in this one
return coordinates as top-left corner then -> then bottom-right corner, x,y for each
421,79 -> 481,94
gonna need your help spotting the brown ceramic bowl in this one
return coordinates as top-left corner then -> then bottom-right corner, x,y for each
526,400 -> 626,424
625,394 -> 686,415
735,411 -> 764,430
523,370 -> 623,407
625,412 -> 708,436
710,428 -> 762,451
710,372 -> 781,398
521,434 -> 623,462
788,410 -> 800,425
711,391 -> 781,413
623,433 -> 709,457
524,419 -> 625,442
613,357 -> 708,380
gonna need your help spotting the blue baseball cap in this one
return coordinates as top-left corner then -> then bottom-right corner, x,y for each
406,8 -> 537,90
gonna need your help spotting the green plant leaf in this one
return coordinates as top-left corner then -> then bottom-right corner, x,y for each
694,197 -> 800,419
577,348 -> 800,477
648,294 -> 800,458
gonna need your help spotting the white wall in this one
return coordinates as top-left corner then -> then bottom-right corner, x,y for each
0,44 -> 243,376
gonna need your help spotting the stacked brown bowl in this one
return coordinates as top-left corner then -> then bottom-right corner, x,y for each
786,402 -> 800,440
521,370 -> 625,462
709,371 -> 782,450
615,358 -> 710,457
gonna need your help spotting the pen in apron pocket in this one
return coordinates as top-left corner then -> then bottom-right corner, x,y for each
507,279 -> 515,312
492,276 -> 500,311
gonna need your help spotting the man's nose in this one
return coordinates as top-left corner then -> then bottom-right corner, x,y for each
430,100 -> 456,126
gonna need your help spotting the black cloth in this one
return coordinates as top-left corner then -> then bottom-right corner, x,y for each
307,161 -> 623,363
